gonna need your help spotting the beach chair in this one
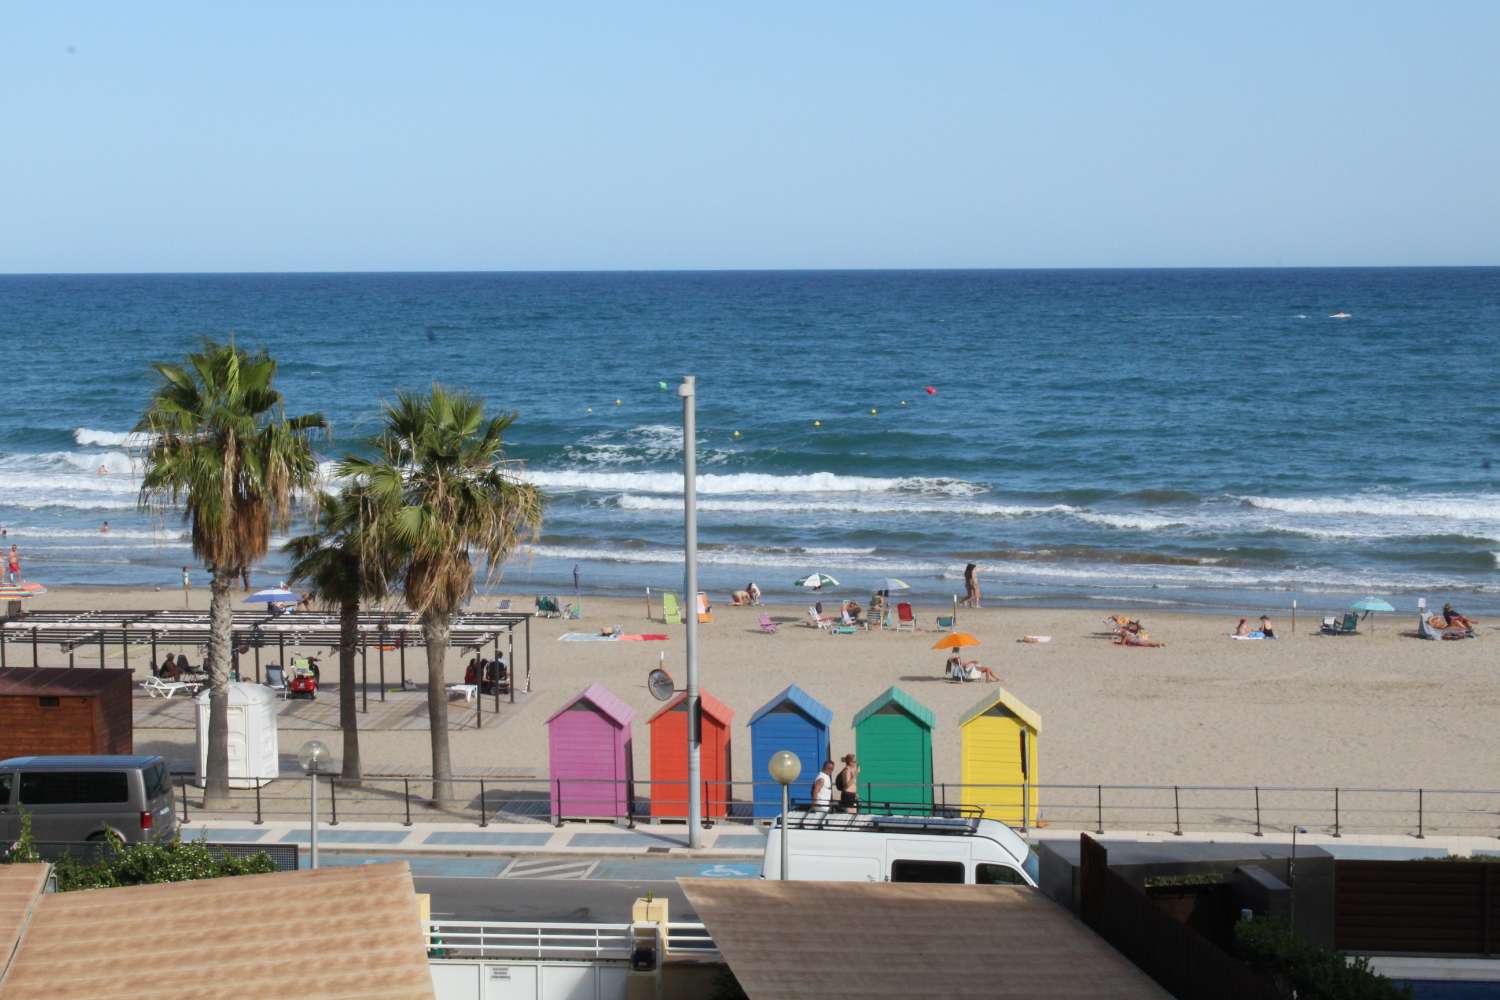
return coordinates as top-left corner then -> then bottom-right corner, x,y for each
1320,612 -> 1359,636
265,665 -> 287,699
894,603 -> 916,632
758,613 -> 778,634
935,615 -> 955,629
696,592 -> 714,624
497,599 -> 512,611
662,592 -> 684,624
562,601 -> 582,620
535,595 -> 562,618
840,609 -> 866,631
806,606 -> 832,630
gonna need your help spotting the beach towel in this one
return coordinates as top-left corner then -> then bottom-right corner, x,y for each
619,633 -> 669,641
1018,635 -> 1051,643
559,632 -> 618,642
1229,631 -> 1268,640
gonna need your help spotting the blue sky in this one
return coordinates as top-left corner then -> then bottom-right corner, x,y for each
4,3 -> 1497,271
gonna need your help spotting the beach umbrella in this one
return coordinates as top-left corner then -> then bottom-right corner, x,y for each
794,573 -> 839,589
872,577 -> 911,593
0,582 -> 46,600
245,588 -> 300,604
931,632 -> 980,650
1350,596 -> 1395,631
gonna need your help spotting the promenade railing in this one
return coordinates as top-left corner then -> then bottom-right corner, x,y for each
170,772 -> 1500,839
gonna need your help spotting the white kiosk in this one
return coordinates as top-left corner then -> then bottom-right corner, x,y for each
195,682 -> 280,788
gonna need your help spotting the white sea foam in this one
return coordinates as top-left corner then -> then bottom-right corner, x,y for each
528,469 -> 983,497
517,543 -> 949,574
1238,493 -> 1500,522
1070,511 -> 1188,532
613,495 -> 1071,517
73,428 -> 153,448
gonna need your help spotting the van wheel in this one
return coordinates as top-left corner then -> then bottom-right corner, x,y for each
85,831 -> 108,842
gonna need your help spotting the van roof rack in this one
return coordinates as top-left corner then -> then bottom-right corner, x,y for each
779,803 -> 985,835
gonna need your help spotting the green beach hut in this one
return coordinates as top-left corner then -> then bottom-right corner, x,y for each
853,686 -> 935,811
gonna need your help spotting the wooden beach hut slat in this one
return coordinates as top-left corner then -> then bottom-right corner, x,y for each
749,684 -> 832,818
852,686 -> 935,812
546,682 -> 635,820
958,687 -> 1041,826
649,690 -> 734,819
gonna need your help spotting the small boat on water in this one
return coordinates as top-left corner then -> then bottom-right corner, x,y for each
1329,311 -> 1352,319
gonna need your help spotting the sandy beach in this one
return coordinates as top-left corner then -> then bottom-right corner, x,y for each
12,585 -> 1497,797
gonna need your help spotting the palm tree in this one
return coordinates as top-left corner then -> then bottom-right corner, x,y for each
285,488 -> 390,781
345,386 -> 542,803
137,340 -> 325,806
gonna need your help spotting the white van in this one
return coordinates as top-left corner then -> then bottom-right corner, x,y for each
760,810 -> 1038,886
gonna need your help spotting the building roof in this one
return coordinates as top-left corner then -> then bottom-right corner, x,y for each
0,865 -> 48,985
958,685 -> 1043,733
648,689 -> 734,727
0,862 -> 434,999
0,668 -> 131,697
544,682 -> 634,728
680,878 -> 1167,1000
748,684 -> 833,727
852,685 -> 935,730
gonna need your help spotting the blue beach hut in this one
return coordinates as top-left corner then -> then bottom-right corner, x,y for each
749,684 -> 833,818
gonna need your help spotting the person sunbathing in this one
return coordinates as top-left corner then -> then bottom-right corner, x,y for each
947,654 -> 999,682
1115,630 -> 1164,647
1442,603 -> 1475,630
1233,618 -> 1251,637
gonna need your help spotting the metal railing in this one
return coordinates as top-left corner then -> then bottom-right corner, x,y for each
423,920 -> 718,962
171,772 -> 1500,839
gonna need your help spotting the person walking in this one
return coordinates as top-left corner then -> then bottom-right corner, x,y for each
960,562 -> 981,607
6,545 -> 20,585
572,563 -> 580,595
836,754 -> 860,814
810,760 -> 836,812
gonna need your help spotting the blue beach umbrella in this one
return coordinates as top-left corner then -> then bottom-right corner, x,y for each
245,588 -> 300,604
1350,596 -> 1395,630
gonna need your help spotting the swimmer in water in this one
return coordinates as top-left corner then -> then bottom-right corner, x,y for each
101,521 -> 110,534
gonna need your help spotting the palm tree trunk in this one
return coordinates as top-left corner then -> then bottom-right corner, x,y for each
424,612 -> 454,803
203,566 -> 234,807
339,599 -> 362,781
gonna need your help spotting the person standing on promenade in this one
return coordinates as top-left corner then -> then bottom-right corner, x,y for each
811,760 -> 836,812
960,562 -> 981,607
181,566 -> 191,608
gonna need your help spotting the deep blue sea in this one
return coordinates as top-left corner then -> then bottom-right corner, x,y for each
2,269 -> 1498,614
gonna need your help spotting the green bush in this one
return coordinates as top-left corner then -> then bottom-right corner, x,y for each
1235,917 -> 1411,1000
3,810 -> 277,891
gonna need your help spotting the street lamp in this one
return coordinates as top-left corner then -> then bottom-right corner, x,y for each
1289,824 -> 1307,932
768,751 -> 801,881
297,739 -> 329,869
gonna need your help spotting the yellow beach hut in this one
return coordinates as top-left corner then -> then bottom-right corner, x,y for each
959,687 -> 1041,827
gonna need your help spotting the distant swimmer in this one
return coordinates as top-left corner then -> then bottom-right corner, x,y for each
96,464 -> 109,475
1329,311 -> 1352,319
100,521 -> 110,534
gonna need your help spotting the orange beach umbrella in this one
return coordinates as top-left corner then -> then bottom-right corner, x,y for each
931,632 -> 980,650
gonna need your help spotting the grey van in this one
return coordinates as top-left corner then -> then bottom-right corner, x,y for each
0,755 -> 178,845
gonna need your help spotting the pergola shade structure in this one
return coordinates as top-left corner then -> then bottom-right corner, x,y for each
0,609 -> 534,710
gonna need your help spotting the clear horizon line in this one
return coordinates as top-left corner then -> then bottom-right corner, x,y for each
2,263 -> 1498,278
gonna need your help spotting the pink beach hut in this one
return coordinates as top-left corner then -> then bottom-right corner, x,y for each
547,683 -> 636,822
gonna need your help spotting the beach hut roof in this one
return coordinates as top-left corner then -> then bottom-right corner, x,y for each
853,686 -> 935,730
958,686 -> 1042,733
649,690 -> 734,726
748,684 -> 833,727
545,682 -> 635,728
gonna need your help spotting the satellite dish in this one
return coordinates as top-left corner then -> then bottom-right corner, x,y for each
647,668 -> 676,702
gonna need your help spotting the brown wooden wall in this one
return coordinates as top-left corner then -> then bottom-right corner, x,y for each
1336,860 -> 1500,954
0,669 -> 134,758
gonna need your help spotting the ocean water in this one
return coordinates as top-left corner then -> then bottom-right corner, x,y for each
2,268 -> 1498,614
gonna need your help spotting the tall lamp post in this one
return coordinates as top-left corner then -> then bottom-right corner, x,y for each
768,751 -> 801,881
298,739 -> 329,869
679,376 -> 702,848
1289,824 -> 1307,932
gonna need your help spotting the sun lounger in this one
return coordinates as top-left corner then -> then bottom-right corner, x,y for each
1320,612 -> 1359,636
806,606 -> 832,630
758,613 -> 778,634
141,676 -> 200,699
894,603 -> 916,632
446,683 -> 479,703
662,592 -> 684,625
